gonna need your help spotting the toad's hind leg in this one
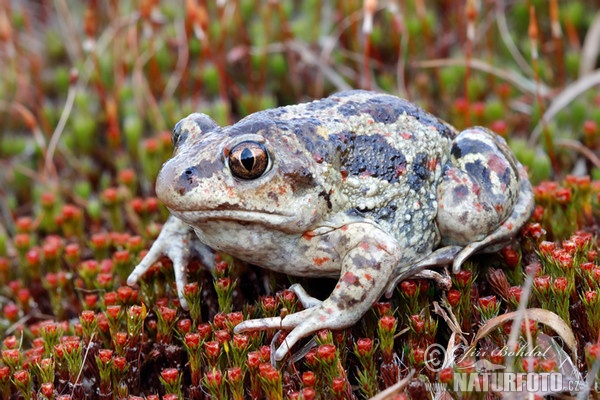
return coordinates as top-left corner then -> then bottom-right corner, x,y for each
452,166 -> 534,271
384,245 -> 461,297
436,127 -> 535,272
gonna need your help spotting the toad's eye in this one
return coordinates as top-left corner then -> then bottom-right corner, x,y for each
228,141 -> 270,180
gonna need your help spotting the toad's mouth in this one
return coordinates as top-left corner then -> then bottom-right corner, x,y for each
169,208 -> 297,226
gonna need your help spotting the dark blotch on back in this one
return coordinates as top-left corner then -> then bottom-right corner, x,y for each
407,152 -> 430,191
286,119 -> 333,163
338,99 -> 401,124
338,101 -> 360,118
319,190 -> 333,209
451,137 -> 495,160
337,133 -> 407,184
337,93 -> 455,139
291,121 -> 408,184
500,168 -> 512,186
465,159 -> 493,193
291,118 -> 321,138
453,184 -> 469,200
304,97 -> 340,112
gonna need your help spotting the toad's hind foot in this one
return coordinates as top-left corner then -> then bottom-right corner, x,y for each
385,245 -> 461,297
288,283 -> 322,308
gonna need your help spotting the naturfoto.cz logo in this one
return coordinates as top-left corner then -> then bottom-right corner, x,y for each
423,342 -> 586,394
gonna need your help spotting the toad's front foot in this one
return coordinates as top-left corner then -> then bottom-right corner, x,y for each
236,228 -> 400,360
234,299 -> 359,360
127,216 -> 214,308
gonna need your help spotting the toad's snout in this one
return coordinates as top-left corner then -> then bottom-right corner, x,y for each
155,160 -> 200,209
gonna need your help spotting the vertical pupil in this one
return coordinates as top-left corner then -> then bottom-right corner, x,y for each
240,148 -> 255,170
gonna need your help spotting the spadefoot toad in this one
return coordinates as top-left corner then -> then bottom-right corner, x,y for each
128,90 -> 534,360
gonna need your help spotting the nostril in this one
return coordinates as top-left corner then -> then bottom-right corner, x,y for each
174,166 -> 198,195
182,166 -> 197,182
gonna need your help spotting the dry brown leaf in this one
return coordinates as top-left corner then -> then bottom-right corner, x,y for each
469,308 -> 577,361
579,11 -> 600,77
367,370 -> 415,400
432,301 -> 467,345
414,58 -> 550,96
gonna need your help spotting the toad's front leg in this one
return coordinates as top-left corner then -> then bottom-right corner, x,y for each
127,216 -> 215,308
235,223 -> 401,360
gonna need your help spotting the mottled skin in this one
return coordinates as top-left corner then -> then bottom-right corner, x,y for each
127,90 -> 534,360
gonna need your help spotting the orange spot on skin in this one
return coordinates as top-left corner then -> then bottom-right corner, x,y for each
504,222 -> 514,230
321,308 -> 333,321
396,164 -> 406,177
359,241 -> 371,250
340,225 -> 348,231
376,243 -> 389,252
446,169 -> 460,182
302,231 -> 316,240
313,257 -> 330,266
342,272 -> 358,285
365,274 -> 372,281
427,157 -> 438,171
401,132 -> 412,139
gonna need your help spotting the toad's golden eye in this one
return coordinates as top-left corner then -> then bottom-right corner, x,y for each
228,141 -> 270,180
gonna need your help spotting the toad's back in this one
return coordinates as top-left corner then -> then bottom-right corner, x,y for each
232,90 -> 457,255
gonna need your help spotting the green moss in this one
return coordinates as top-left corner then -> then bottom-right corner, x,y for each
0,135 -> 27,157
484,100 -> 505,123
562,2 -> 585,28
